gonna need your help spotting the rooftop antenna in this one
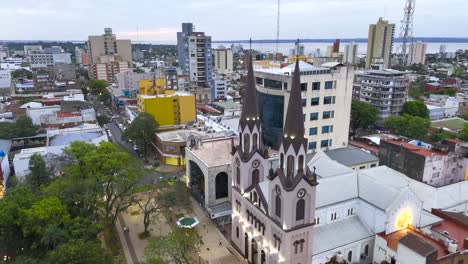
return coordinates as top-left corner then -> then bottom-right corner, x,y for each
275,0 -> 280,62
399,0 -> 416,66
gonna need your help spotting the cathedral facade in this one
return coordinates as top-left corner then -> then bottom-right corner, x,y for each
231,55 -> 318,264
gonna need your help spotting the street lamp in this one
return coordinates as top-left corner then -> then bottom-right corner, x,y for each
198,251 -> 201,264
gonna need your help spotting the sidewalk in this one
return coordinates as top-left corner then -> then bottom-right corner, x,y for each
190,199 -> 244,264
116,214 -> 139,264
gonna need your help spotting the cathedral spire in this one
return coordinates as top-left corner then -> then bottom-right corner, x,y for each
239,52 -> 260,131
282,59 -> 307,152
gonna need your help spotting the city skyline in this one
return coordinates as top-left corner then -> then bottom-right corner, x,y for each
0,0 -> 467,43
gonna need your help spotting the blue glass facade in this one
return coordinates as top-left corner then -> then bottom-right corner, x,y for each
257,91 -> 284,149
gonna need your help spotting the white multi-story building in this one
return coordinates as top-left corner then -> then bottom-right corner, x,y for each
343,42 -> 358,65
212,76 -> 227,101
213,49 -> 233,74
409,41 -> 427,65
255,61 -> 353,153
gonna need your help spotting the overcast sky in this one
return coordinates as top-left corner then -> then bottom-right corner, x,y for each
0,0 -> 466,43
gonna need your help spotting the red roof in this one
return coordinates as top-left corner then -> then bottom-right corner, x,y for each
431,209 -> 468,251
57,112 -> 81,118
378,226 -> 449,259
384,140 -> 446,157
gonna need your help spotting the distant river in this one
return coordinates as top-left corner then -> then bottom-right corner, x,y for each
214,42 -> 468,55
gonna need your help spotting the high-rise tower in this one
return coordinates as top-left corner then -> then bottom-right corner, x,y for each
366,18 -> 395,69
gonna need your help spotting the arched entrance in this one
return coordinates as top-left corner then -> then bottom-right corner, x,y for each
251,239 -> 258,264
189,160 -> 205,205
215,172 -> 228,199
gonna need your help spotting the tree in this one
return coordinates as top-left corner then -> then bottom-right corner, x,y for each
88,80 -> 107,94
123,112 -> 159,157
96,115 -> 110,126
400,101 -> 429,119
47,239 -> 112,264
40,225 -> 67,250
19,196 -> 70,238
25,154 -> 51,190
350,101 -> 379,134
459,124 -> 468,142
0,116 -> 37,139
64,141 -> 143,226
383,115 -> 430,139
145,228 -> 202,264
134,180 -> 191,234
429,128 -> 457,143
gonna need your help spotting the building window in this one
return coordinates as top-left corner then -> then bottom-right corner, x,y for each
253,191 -> 258,204
310,112 -> 318,121
243,134 -> 250,153
321,140 -> 330,148
308,141 -> 317,150
301,99 -> 306,107
236,167 -> 240,186
359,166 -> 365,169
298,155 -> 304,173
322,125 -> 333,134
301,83 -> 307,91
314,217 -> 320,225
347,208 -> 354,215
296,199 -> 305,221
236,227 -> 239,238
347,251 -> 352,262
331,212 -> 337,220
325,81 -> 333,89
370,164 -> 377,168
252,169 -> 259,185
323,96 -> 335,104
322,111 -> 334,119
364,244 -> 369,256
309,127 -> 318,135
287,155 -> 295,177
312,82 -> 320,90
253,133 -> 258,149
311,97 -> 319,106
280,153 -> 284,169
275,195 -> 281,218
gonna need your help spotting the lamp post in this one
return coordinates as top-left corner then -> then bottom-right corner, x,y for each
198,251 -> 201,264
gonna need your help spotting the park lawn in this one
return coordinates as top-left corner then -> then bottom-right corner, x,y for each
431,118 -> 467,131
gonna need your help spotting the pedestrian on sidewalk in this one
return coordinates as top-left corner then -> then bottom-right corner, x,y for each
123,226 -> 127,233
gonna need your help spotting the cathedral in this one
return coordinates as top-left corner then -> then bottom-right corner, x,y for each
231,54 -> 317,264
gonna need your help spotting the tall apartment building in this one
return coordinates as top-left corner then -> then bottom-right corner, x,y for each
255,61 -> 353,153
211,76 -> 227,101
344,42 -> 358,65
213,49 -> 233,74
231,56 -> 317,263
408,41 -> 427,65
355,66 -> 408,120
176,23 -> 212,88
24,45 -> 42,55
366,17 -> 395,69
87,28 -> 132,83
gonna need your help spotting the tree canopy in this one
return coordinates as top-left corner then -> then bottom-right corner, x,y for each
145,228 -> 202,264
459,124 -> 468,142
350,101 -> 379,134
383,114 -> 431,139
400,100 -> 429,119
47,239 -> 112,264
0,116 -> 37,139
25,154 -> 51,190
123,112 -> 159,157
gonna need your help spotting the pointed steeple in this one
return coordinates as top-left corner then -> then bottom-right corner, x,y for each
282,59 -> 307,152
239,52 -> 260,131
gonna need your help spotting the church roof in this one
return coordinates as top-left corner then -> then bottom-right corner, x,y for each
281,59 -> 307,153
313,215 -> 373,255
239,52 -> 261,131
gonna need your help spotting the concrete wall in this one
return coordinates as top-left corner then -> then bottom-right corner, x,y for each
26,106 -> 61,125
397,243 -> 427,264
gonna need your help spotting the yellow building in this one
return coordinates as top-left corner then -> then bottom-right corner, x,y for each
137,92 -> 196,127
139,78 -> 167,95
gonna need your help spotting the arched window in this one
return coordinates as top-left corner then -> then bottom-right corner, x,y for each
236,167 -> 240,186
280,154 -> 284,168
275,195 -> 281,218
296,199 -> 305,221
239,132 -> 243,148
253,191 -> 258,204
236,227 -> 239,238
298,155 -> 304,173
347,251 -> 352,262
294,241 -> 299,254
252,169 -> 259,185
215,172 -> 228,199
244,133 -> 250,153
287,155 -> 295,177
364,244 -> 369,256
253,133 -> 258,149
300,239 -> 305,252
